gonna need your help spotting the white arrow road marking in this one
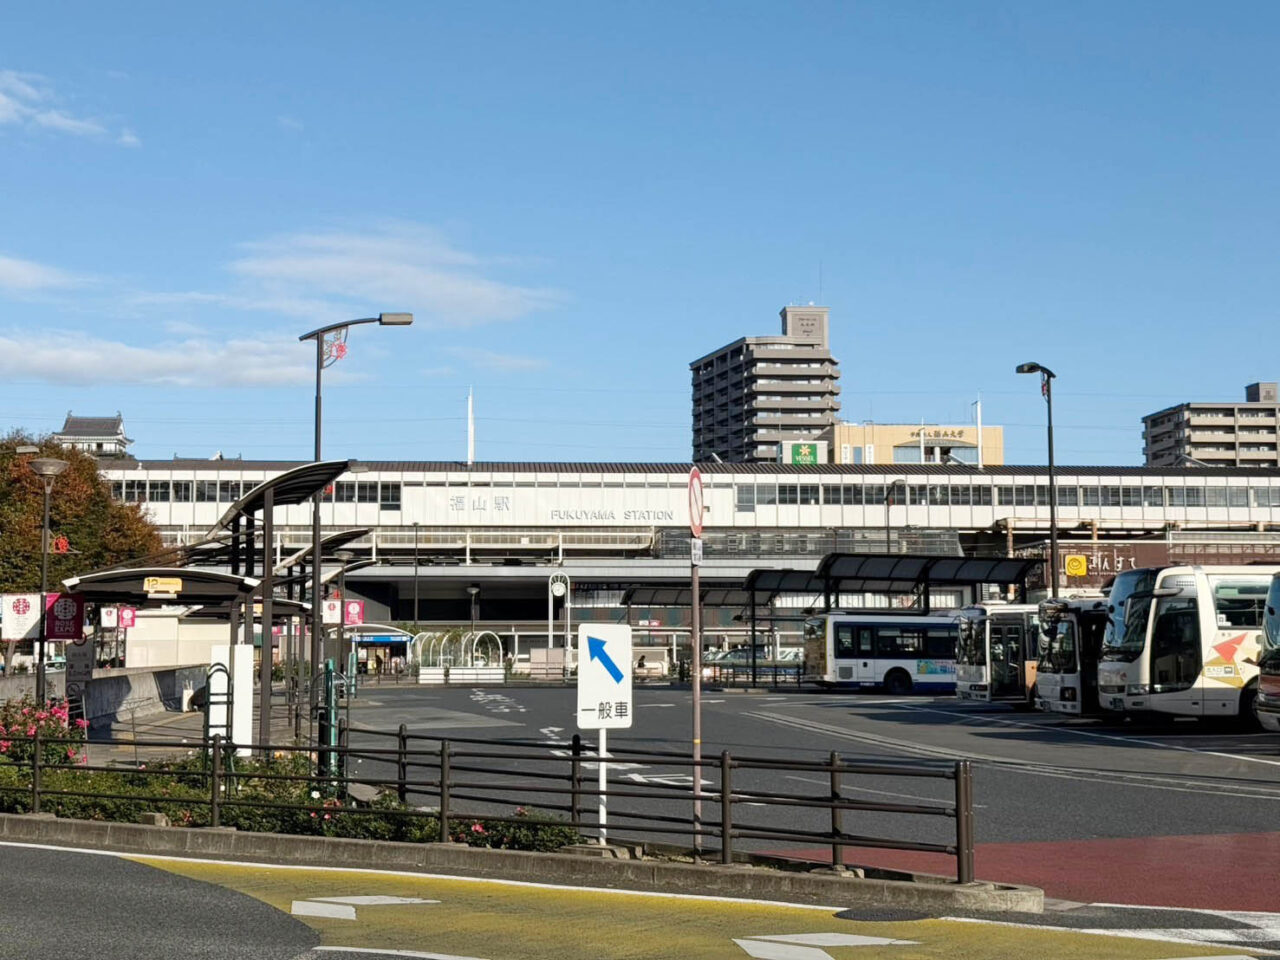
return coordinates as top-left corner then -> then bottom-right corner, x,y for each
753,934 -> 920,947
733,940 -> 833,960
292,896 -> 438,920
734,933 -> 919,957
314,947 -> 489,959
538,726 -> 565,740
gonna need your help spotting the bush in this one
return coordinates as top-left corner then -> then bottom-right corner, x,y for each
0,695 -> 87,768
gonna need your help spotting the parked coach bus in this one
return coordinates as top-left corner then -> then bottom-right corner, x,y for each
803,613 -> 959,694
1035,597 -> 1109,716
954,603 -> 1041,706
1096,565 -> 1280,723
1255,573 -> 1280,732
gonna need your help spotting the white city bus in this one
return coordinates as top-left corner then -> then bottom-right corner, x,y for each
1255,573 -> 1280,732
803,613 -> 959,695
954,603 -> 1041,706
1096,565 -> 1280,722
1035,597 -> 1109,715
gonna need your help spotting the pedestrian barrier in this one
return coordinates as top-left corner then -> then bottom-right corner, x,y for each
0,724 -> 976,883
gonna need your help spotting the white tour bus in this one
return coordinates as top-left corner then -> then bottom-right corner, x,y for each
1096,564 -> 1280,722
1035,597 -> 1109,716
803,612 -> 959,695
954,603 -> 1041,706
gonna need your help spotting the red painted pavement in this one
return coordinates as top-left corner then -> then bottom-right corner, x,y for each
775,832 -> 1280,911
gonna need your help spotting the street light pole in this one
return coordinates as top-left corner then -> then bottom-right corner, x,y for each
1017,362 -> 1059,596
298,314 -> 413,685
412,521 -> 420,633
27,456 -> 68,705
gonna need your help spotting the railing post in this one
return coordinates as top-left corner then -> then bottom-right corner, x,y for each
720,750 -> 732,865
830,750 -> 842,870
396,723 -> 408,804
210,733 -> 222,828
570,734 -> 582,830
954,759 -> 974,884
337,717 -> 349,799
438,739 -> 451,843
30,730 -> 41,815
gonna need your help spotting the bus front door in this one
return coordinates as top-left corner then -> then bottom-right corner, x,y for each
990,624 -> 1023,700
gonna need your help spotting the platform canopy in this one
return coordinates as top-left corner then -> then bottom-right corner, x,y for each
179,597 -> 310,622
620,585 -> 754,609
61,567 -> 260,607
815,553 -> 1042,594
275,528 -> 371,573
211,459 -> 355,534
742,568 -> 825,602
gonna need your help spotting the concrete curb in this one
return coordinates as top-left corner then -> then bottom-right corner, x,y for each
0,812 -> 1043,913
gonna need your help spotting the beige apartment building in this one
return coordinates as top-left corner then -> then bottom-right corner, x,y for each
1143,382 -> 1280,468
818,422 -> 1004,466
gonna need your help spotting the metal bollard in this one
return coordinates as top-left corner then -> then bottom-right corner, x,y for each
337,718 -> 349,799
210,734 -> 222,828
954,760 -> 975,883
396,723 -> 408,804
438,740 -> 451,843
720,750 -> 733,865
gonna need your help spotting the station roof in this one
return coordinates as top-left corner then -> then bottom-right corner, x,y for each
211,459 -> 354,533
742,568 -> 824,600
815,553 -> 1041,592
62,567 -> 260,606
621,586 -> 755,608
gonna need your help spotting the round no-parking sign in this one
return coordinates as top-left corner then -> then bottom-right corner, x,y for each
688,468 -> 703,538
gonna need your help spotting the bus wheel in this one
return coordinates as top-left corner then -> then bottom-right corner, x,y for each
1239,683 -> 1262,731
884,669 -> 913,696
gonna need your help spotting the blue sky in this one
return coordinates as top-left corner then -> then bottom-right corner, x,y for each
1,1 -> 1277,464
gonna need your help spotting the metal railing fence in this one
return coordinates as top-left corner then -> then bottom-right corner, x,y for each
0,725 -> 975,883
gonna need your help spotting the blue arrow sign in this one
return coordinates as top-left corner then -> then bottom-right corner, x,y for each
587,635 -> 624,684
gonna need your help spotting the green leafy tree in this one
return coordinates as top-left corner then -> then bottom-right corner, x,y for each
0,433 -> 162,670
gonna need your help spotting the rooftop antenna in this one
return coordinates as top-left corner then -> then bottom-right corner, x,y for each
467,386 -> 475,466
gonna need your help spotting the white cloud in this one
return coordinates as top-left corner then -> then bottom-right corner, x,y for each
277,115 -> 304,132
228,224 -> 562,327
447,347 -> 547,371
0,330 -> 314,387
0,68 -> 135,144
0,254 -> 77,292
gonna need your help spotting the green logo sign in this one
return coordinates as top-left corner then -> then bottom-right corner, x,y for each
790,443 -> 818,465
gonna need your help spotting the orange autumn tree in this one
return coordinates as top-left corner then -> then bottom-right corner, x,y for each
0,433 -> 162,671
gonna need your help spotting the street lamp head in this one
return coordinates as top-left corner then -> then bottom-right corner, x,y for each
466,584 -> 480,597
1015,362 -> 1042,375
334,549 -> 355,562
378,312 -> 413,326
29,458 -> 69,479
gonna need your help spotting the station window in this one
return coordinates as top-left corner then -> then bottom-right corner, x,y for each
1167,488 -> 1186,507
1056,486 -> 1079,507
1184,488 -> 1205,507
974,486 -> 993,506
218,481 -> 241,502
109,482 -> 123,501
122,480 -> 146,502
798,484 -> 819,505
195,481 -> 219,502
820,485 -> 841,505
1101,486 -> 1121,507
909,484 -> 927,506
357,482 -> 378,503
147,481 -> 170,502
172,481 -> 192,503
1081,487 -> 1100,507
334,482 -> 357,503
737,485 -> 756,512
379,483 -> 401,510
1206,487 -> 1228,507
948,485 -> 971,506
1230,487 -> 1250,507
1121,487 -> 1142,507
997,486 -> 1014,506
1254,488 -> 1280,507
1143,486 -> 1165,507
776,484 -> 799,505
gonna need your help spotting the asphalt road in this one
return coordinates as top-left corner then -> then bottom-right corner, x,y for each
339,681 -> 1280,911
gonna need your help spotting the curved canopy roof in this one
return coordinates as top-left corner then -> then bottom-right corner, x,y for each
180,597 -> 310,622
815,553 -> 1041,593
211,459 -> 355,534
275,528 -> 371,573
62,567 -> 260,606
620,586 -> 753,608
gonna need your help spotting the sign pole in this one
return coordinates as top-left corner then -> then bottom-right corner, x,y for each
598,726 -> 608,845
688,467 -> 704,860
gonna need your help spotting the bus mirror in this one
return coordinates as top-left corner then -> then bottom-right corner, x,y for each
1150,587 -> 1182,598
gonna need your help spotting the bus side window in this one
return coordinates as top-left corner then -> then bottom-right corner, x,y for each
925,628 -> 954,658
835,624 -> 857,658
857,627 -> 874,656
1005,625 -> 1024,662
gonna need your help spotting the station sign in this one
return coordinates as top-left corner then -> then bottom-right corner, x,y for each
143,576 -> 183,596
119,607 -> 137,630
576,623 -> 633,730
344,600 -> 365,626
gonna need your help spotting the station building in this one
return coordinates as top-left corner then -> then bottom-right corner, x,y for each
99,458 -> 1280,653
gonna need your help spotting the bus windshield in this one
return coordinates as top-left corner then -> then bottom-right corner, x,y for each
1043,620 -> 1076,674
1101,568 -> 1158,661
955,617 -> 985,666
1263,579 -> 1280,654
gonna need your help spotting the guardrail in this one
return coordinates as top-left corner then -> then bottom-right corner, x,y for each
0,726 -> 975,883
698,662 -> 804,689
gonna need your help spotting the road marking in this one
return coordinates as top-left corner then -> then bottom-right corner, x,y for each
0,842 -> 843,912
883,702 -> 1280,769
783,775 -> 959,808
312,896 -> 439,906
748,710 -> 1280,800
314,947 -> 489,960
941,916 -> 1280,955
734,932 -> 918,958
734,940 -> 830,959
639,703 -> 675,708
293,900 -> 357,920
705,699 -> 726,704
